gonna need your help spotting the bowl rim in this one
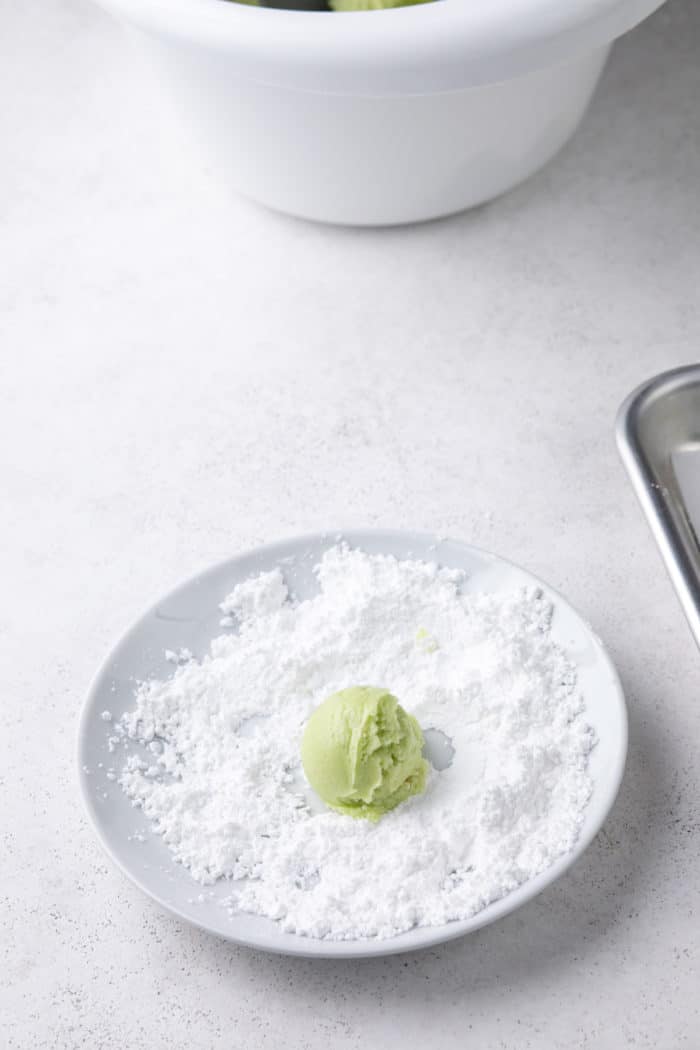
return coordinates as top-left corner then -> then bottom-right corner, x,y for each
94,0 -> 666,94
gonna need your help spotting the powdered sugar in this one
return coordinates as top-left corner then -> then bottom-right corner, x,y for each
117,545 -> 594,940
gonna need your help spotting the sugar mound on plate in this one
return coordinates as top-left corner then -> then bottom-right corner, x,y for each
117,545 -> 594,940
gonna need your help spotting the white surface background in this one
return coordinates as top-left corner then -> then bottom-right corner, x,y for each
1,1 -> 699,1046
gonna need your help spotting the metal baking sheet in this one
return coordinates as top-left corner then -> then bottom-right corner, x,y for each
617,365 -> 700,646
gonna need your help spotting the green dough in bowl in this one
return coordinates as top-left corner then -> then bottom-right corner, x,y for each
330,0 -> 432,7
229,0 -> 433,7
301,686 -> 429,821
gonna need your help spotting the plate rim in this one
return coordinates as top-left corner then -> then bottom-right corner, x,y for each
77,528 -> 628,959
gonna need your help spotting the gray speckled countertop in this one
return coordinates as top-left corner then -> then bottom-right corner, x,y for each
2,1 -> 699,1046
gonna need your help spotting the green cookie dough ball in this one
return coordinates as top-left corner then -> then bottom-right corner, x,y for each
301,686 -> 428,821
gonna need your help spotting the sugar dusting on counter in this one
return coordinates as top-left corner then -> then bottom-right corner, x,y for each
117,545 -> 594,940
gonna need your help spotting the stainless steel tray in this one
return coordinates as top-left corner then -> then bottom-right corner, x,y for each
617,365 -> 700,646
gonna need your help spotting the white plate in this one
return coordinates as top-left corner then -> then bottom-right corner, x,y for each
78,530 -> 627,959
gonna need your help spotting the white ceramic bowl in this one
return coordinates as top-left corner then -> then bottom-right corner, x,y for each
95,0 -> 665,225
96,0 -> 666,225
